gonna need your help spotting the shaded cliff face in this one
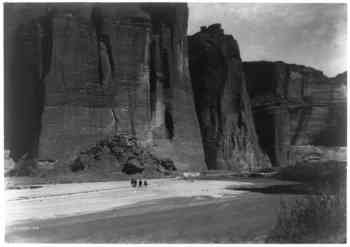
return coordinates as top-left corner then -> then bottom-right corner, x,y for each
4,4 -> 52,160
5,3 -> 206,171
244,61 -> 346,166
188,25 -> 270,171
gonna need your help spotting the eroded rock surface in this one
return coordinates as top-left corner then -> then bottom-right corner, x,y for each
70,134 -> 176,176
244,61 -> 346,166
144,4 -> 206,171
5,3 -> 206,171
7,4 -> 344,173
188,24 -> 270,171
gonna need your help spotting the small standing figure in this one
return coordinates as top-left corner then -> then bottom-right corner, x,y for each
138,179 -> 143,187
143,180 -> 148,187
130,178 -> 135,187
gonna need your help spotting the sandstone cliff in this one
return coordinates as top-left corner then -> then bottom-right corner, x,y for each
6,4 -> 345,172
243,61 -> 346,166
188,24 -> 270,171
5,3 -> 51,160
5,3 -> 206,171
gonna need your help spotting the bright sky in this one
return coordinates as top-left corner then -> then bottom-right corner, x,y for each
188,3 -> 347,77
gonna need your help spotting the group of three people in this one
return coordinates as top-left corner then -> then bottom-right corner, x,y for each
131,178 -> 148,188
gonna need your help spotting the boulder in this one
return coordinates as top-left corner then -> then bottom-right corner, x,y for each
70,157 -> 86,172
122,158 -> 144,174
160,158 -> 176,171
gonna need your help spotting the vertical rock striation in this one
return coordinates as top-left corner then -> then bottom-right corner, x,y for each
143,4 -> 206,170
38,4 -> 117,162
244,61 -> 346,166
6,3 -> 206,171
188,24 -> 270,171
91,4 -> 152,142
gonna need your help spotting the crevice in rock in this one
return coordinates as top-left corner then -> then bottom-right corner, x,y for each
165,107 -> 174,139
98,37 -> 113,87
149,39 -> 157,118
97,35 -> 114,82
162,50 -> 170,89
38,13 -> 53,80
92,8 -> 115,84
111,108 -> 119,132
253,110 -> 277,166
128,88 -> 136,136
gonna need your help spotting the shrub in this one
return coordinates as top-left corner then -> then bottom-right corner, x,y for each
266,185 -> 346,243
6,158 -> 38,177
278,161 -> 345,181
70,157 -> 85,172
276,161 -> 346,194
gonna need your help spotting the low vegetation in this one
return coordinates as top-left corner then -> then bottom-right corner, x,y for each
6,154 -> 38,177
276,161 -> 345,185
267,161 -> 346,243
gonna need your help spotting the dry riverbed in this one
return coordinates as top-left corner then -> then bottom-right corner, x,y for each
5,177 -> 301,243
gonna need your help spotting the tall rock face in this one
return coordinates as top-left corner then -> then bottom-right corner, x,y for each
188,24 -> 270,171
39,4 -> 110,163
5,3 -> 51,160
243,61 -> 346,166
5,3 -> 206,171
143,4 -> 206,170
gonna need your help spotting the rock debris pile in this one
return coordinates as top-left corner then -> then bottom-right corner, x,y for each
70,134 -> 176,175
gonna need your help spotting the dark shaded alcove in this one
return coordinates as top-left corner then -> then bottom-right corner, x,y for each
165,108 -> 174,139
253,110 -> 277,166
243,61 -> 278,98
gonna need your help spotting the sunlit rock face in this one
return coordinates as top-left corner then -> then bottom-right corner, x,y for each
244,61 -> 346,166
143,4 -> 206,171
188,24 -> 271,171
5,3 -> 206,171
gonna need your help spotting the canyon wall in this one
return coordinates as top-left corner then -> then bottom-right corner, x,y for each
5,3 -> 206,171
6,3 -> 344,172
5,4 -> 50,160
188,24 -> 270,171
244,61 -> 346,166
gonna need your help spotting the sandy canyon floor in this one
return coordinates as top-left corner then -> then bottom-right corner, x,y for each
5,177 -> 301,243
